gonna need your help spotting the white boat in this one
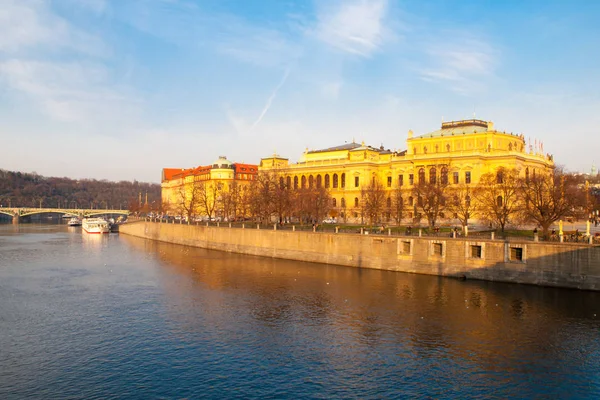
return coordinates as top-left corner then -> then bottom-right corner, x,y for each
67,217 -> 82,226
82,218 -> 110,234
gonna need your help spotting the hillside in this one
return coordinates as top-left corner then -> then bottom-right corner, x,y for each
0,169 -> 160,211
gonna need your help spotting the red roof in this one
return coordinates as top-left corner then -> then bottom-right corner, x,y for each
162,168 -> 183,181
234,163 -> 258,174
163,162 -> 258,182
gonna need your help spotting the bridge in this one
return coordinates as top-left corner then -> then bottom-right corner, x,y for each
0,207 -> 130,223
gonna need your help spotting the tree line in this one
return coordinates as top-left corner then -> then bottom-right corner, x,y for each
172,171 -> 331,224
174,166 -> 598,237
0,169 -> 160,211
359,166 -> 597,237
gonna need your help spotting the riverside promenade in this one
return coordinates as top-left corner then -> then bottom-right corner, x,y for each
120,220 -> 600,291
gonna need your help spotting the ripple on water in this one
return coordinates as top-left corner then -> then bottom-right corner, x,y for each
0,226 -> 599,399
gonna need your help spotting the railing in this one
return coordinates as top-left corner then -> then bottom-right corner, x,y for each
135,218 -> 600,245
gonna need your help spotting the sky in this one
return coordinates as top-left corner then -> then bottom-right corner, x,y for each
1,0 -> 599,183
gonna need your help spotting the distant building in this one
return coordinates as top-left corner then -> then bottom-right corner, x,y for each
161,156 -> 258,217
260,119 -> 555,223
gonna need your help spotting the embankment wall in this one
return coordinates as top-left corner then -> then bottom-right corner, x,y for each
120,222 -> 600,291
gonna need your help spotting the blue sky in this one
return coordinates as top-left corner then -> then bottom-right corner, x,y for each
1,0 -> 599,182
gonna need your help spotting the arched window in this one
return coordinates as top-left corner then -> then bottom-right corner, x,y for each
418,168 -> 425,183
341,198 -> 346,208
446,143 -> 451,152
325,174 -> 330,188
354,197 -> 359,207
408,196 -> 414,206
316,175 -> 322,188
309,175 -> 314,188
496,170 -> 504,184
301,176 -> 306,188
294,176 -> 299,189
279,177 -> 284,189
386,197 -> 391,208
341,173 -> 346,188
508,142 -> 513,151
286,176 -> 291,189
333,174 -> 338,188
332,198 -> 337,207
453,195 -> 459,206
441,167 -> 448,185
497,195 -> 503,207
466,195 -> 471,207
430,167 -> 437,184
525,167 -> 529,183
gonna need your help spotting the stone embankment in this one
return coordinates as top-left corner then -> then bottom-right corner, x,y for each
120,221 -> 600,291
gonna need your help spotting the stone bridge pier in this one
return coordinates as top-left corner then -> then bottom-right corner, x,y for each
12,214 -> 19,224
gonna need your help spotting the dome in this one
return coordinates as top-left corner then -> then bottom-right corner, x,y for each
212,156 -> 233,169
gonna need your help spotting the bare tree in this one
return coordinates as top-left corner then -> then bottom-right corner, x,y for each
412,180 -> 448,229
237,185 -> 252,221
272,172 -> 293,224
248,172 -> 275,223
312,186 -> 332,224
177,180 -> 204,219
390,187 -> 406,226
220,181 -> 244,221
292,186 -> 332,224
446,184 -> 474,231
475,167 -> 520,232
361,178 -> 387,224
518,168 -> 583,237
196,181 -> 220,220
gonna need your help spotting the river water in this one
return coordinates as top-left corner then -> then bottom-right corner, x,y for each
1,225 -> 599,399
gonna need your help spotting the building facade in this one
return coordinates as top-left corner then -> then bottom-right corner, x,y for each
259,119 -> 555,223
161,156 -> 258,218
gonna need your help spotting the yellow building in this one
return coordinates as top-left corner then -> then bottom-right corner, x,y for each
161,156 -> 258,218
260,119 -> 554,222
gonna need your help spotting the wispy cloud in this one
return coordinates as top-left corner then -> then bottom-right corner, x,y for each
0,1 -> 135,126
62,0 -> 107,14
0,60 -> 138,124
118,1 -> 300,68
0,0 -> 108,56
313,0 -> 390,57
419,36 -> 497,94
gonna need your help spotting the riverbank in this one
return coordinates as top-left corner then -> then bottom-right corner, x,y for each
120,221 -> 600,291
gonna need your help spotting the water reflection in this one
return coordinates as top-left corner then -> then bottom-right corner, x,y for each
121,236 -> 600,388
2,227 -> 599,399
80,231 -> 111,253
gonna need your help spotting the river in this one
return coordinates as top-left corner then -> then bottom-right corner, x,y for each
1,225 -> 599,399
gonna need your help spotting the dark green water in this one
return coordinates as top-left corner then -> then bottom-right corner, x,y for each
1,225 -> 599,399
